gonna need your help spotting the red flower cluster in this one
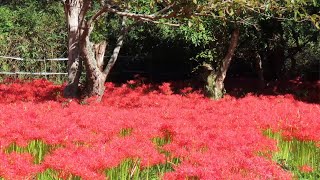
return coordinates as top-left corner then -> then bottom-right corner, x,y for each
0,152 -> 41,180
0,79 -> 319,179
299,165 -> 313,173
0,78 -> 64,103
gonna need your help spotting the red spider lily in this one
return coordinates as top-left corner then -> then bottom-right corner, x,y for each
0,152 -> 42,180
0,79 -> 319,179
299,165 -> 313,173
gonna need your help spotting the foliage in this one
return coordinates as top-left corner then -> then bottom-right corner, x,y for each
0,1 -> 67,81
175,0 -> 320,68
0,79 -> 319,179
283,20 -> 320,78
0,0 -> 66,58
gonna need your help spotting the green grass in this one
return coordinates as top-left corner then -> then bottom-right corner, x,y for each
4,140 -> 60,164
119,127 -> 133,137
265,129 -> 320,179
106,158 -> 180,180
36,169 -> 68,180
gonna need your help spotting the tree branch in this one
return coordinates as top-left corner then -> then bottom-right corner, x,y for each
139,17 -> 180,27
80,1 -> 92,25
154,2 -> 176,16
217,28 -> 240,81
103,16 -> 129,76
106,5 -> 157,20
88,3 -> 178,28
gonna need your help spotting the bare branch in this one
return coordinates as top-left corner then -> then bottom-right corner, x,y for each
154,2 -> 176,16
88,2 -> 178,28
217,28 -> 240,82
103,16 -> 129,76
80,1 -> 92,25
88,5 -> 109,25
106,5 -> 156,20
105,3 -> 181,20
139,17 -> 180,27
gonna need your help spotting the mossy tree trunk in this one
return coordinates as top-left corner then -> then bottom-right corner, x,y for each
205,71 -> 225,99
205,28 -> 240,100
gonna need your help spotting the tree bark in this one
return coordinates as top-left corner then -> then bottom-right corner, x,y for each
205,28 -> 240,99
63,0 -> 83,98
94,41 -> 107,71
80,16 -> 128,101
80,22 -> 107,100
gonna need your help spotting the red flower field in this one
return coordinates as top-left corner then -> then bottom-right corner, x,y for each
0,79 -> 319,179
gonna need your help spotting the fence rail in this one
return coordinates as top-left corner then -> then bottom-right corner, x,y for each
0,56 -> 68,61
0,55 -> 147,78
0,72 -> 67,75
0,56 -> 68,76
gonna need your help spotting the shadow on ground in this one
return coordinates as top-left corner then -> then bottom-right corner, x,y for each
223,77 -> 320,104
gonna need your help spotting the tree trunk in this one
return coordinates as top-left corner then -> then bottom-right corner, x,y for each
103,16 -> 128,78
86,67 -> 107,101
205,70 -> 222,99
205,28 -> 240,100
63,1 -> 129,101
63,0 -> 83,98
80,23 -> 107,100
290,57 -> 297,77
270,48 -> 285,80
82,17 -> 127,101
94,41 -> 107,71
288,31 -> 306,78
255,51 -> 265,89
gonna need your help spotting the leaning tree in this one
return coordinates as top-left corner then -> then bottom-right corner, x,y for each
183,0 -> 320,99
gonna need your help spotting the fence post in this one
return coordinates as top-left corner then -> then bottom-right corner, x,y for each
44,58 -> 47,79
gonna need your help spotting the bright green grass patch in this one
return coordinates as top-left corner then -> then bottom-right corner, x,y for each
37,169 -> 59,180
38,171 -> 81,180
4,140 -> 60,164
106,158 -> 180,180
119,127 -> 133,137
264,129 -> 320,179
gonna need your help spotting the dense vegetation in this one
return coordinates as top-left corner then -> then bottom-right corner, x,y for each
0,1 -> 67,82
